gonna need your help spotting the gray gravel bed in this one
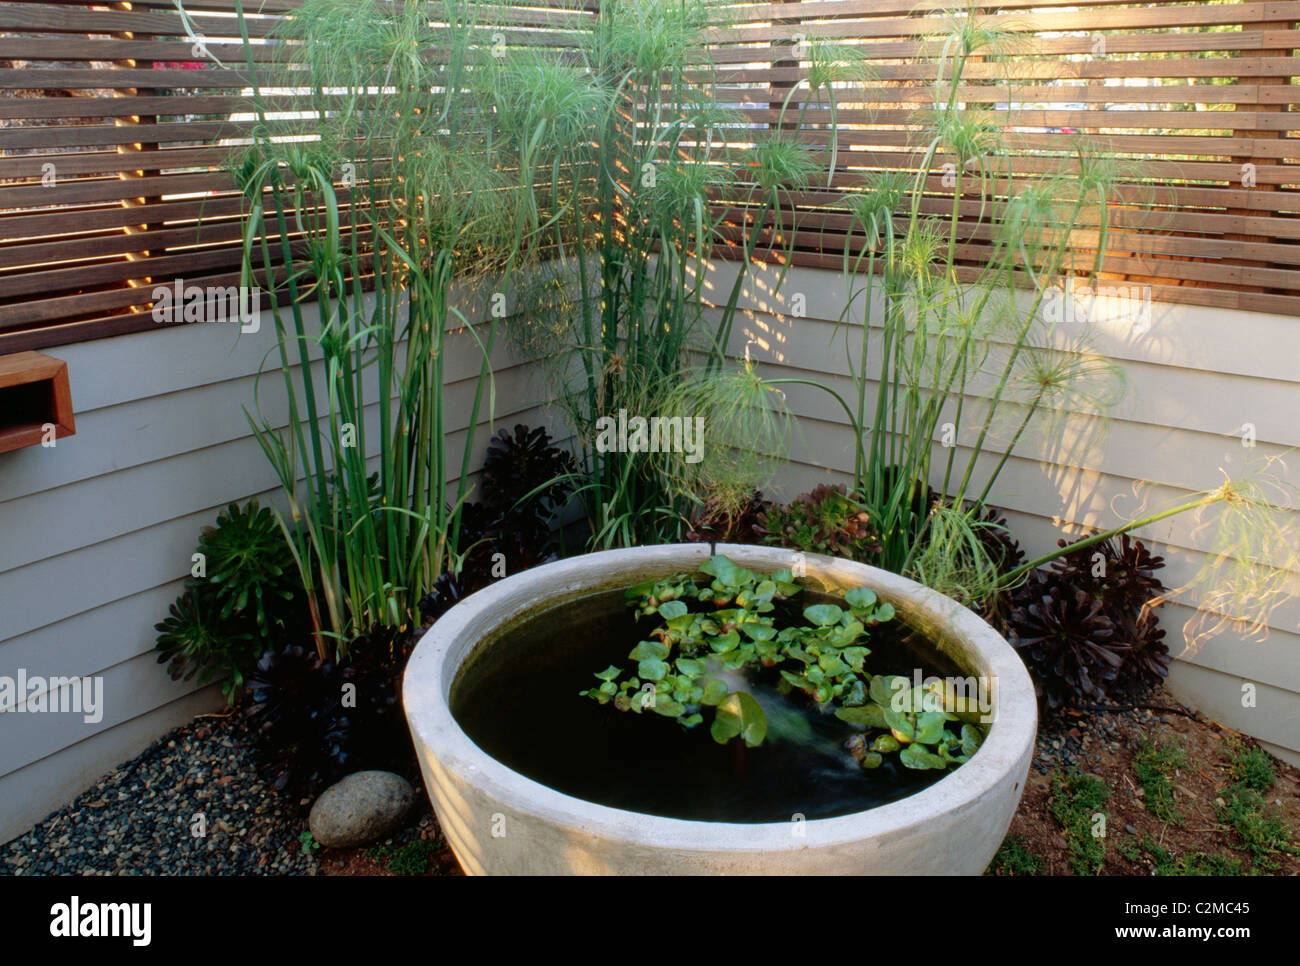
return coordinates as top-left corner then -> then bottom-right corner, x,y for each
1033,702 -> 1176,774
1,714 -> 319,876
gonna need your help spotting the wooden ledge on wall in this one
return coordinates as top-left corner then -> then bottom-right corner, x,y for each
0,352 -> 76,455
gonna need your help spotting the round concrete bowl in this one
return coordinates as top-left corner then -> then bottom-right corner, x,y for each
403,543 -> 1037,875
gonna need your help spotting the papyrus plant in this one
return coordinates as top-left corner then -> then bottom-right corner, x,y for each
513,1 -> 865,547
217,0 -> 587,655
823,13 -> 1298,637
821,14 -> 1128,604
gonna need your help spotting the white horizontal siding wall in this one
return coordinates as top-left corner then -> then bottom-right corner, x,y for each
702,259 -> 1300,766
0,293 -> 553,843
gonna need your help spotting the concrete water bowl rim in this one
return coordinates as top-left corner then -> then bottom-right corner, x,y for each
403,543 -> 1038,856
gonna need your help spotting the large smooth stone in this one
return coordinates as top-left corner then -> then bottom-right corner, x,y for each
308,771 -> 415,848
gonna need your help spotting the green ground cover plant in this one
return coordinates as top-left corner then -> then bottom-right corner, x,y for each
987,834 -> 1044,876
1120,834 -> 1244,877
1225,738 -> 1277,793
1133,736 -> 1188,825
1049,768 -> 1110,875
366,839 -> 441,875
1212,744 -> 1297,873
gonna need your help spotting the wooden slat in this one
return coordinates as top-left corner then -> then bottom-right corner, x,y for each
713,0 -> 1262,20
706,3 -> 1300,40
0,38 -> 289,62
693,0 -> 1299,316
1,0 -> 1298,346
708,56 -> 1300,81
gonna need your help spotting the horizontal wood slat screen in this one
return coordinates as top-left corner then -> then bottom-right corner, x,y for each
707,0 -> 1299,314
1,0 -> 1297,353
0,0 -> 595,352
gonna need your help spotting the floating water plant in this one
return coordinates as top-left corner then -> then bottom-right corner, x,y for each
583,555 -> 984,772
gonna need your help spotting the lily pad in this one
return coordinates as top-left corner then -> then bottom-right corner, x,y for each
914,710 -> 947,744
700,677 -> 728,705
722,646 -> 752,669
899,744 -> 948,770
818,653 -> 846,677
835,704 -> 887,729
699,555 -> 755,588
826,620 -> 865,647
709,630 -> 741,653
841,678 -> 868,706
657,600 -> 688,620
675,657 -> 705,677
710,691 -> 767,747
770,570 -> 801,596
884,707 -> 915,743
871,733 -> 901,754
844,587 -> 877,611
841,647 -> 869,673
803,603 -> 844,627
637,658 -> 670,681
629,640 -> 669,661
870,674 -> 908,708
780,670 -> 809,690
652,696 -> 685,717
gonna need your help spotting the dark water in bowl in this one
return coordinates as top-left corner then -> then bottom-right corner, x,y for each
450,583 -> 964,823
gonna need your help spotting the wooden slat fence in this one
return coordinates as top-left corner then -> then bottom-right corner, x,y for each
1,0 -> 1296,353
707,0 -> 1299,313
0,0 -> 594,352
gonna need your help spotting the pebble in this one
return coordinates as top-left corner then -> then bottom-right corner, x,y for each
1125,824 -> 1138,835
0,716 -> 321,876
1034,704 -> 1159,772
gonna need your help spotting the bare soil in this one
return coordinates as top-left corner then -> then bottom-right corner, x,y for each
1003,689 -> 1299,875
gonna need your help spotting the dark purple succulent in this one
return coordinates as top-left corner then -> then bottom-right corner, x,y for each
244,644 -> 346,799
244,627 -> 416,805
452,424 -> 577,592
1049,532 -> 1164,613
1051,532 -> 1170,697
1008,532 -> 1169,708
1008,577 -> 1128,708
1118,610 -> 1171,695
482,423 -> 578,520
417,571 -> 466,626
